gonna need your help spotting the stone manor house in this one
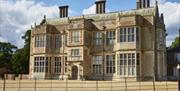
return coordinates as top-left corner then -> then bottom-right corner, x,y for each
29,0 -> 167,80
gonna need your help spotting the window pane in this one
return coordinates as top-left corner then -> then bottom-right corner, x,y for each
71,49 -> 80,57
94,32 -> 103,45
117,53 -> 137,76
54,57 -> 61,74
176,54 -> 180,61
72,31 -> 80,43
34,57 -> 47,73
93,56 -> 102,74
118,27 -> 137,43
106,55 -> 115,74
55,34 -> 61,48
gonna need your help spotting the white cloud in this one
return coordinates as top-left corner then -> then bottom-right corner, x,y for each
0,0 -> 60,48
150,1 -> 180,47
0,0 -> 179,48
0,37 -> 7,43
82,4 -> 109,15
0,0 -> 79,48
158,1 -> 180,46
151,0 -> 167,4
82,4 -> 96,15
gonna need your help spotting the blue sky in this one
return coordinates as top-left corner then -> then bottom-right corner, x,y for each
36,0 -> 136,15
34,0 -> 179,16
0,0 -> 180,48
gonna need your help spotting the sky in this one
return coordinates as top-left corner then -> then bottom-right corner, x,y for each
0,0 -> 180,48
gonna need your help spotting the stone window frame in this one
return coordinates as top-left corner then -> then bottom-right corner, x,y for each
35,35 -> 45,47
106,55 -> 115,74
34,56 -> 48,73
106,31 -> 115,45
118,27 -> 137,43
127,27 -> 135,42
71,31 -> 80,43
54,57 -> 62,74
117,53 -> 139,76
92,55 -> 103,74
55,34 -> 62,48
46,34 -> 51,48
71,49 -> 80,57
94,31 -> 103,46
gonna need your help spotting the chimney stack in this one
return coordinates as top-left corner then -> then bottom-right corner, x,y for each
147,0 -> 150,7
137,0 -> 150,9
95,0 -> 106,14
136,0 -> 142,9
59,5 -> 69,18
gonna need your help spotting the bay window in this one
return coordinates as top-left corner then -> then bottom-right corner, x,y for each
94,32 -> 103,45
35,35 -> 45,47
93,56 -> 102,74
106,31 -> 115,45
55,34 -> 61,48
34,57 -> 48,73
106,55 -> 115,74
54,57 -> 61,74
117,53 -> 139,76
46,34 -> 51,48
118,27 -> 137,43
71,31 -> 80,43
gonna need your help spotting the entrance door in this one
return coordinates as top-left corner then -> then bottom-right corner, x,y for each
72,66 -> 78,80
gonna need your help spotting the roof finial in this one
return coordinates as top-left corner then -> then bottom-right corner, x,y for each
34,22 -> 36,27
155,0 -> 158,6
44,15 -> 46,20
40,15 -> 47,25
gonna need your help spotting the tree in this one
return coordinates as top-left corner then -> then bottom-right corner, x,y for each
11,30 -> 31,74
170,37 -> 179,48
0,42 -> 17,75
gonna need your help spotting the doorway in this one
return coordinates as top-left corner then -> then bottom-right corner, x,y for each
72,65 -> 78,80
